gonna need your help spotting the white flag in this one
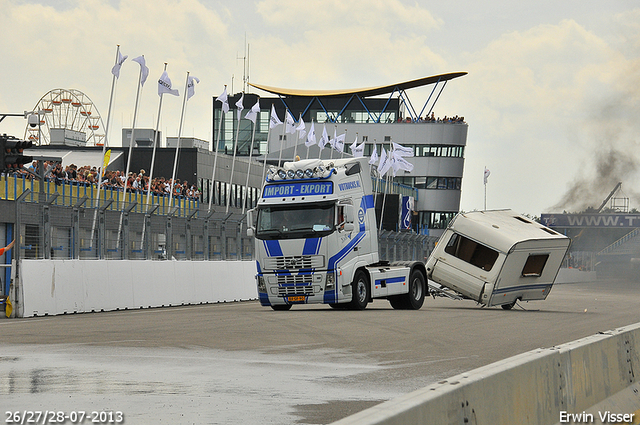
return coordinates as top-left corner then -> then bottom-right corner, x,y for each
368,143 -> 379,165
351,142 -> 365,158
392,150 -> 414,174
392,141 -> 414,157
330,127 -> 337,150
187,76 -> 200,100
244,99 -> 260,124
236,93 -> 244,121
216,87 -> 229,114
349,136 -> 358,154
296,115 -> 306,139
484,167 -> 491,184
285,110 -> 296,134
319,125 -> 329,150
333,132 -> 345,153
111,50 -> 128,79
158,71 -> 179,96
269,105 -> 282,129
132,55 -> 149,87
305,121 -> 316,147
378,148 -> 392,176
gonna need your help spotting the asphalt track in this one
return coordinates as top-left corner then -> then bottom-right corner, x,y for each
1,278 -> 639,424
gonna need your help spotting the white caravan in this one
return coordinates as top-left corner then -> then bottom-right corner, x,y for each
425,209 -> 571,309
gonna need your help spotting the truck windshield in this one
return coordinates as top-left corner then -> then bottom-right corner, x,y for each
255,202 -> 335,240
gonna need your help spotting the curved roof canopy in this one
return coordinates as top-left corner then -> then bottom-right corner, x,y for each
249,72 -> 467,98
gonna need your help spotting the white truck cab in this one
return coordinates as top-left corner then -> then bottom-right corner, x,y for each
247,157 -> 426,311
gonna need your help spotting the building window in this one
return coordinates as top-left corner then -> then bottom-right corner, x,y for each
414,145 -> 464,158
425,177 -> 461,190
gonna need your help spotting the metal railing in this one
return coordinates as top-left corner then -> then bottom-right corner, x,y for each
378,230 -> 437,262
13,190 -> 254,261
598,228 -> 640,255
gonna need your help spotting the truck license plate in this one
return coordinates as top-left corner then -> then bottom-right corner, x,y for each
287,295 -> 306,302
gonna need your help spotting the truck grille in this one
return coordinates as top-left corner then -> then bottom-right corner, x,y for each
277,284 -> 315,296
264,255 -> 324,271
277,274 -> 314,285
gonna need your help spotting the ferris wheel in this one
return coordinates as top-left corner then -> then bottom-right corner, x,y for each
24,88 -> 106,146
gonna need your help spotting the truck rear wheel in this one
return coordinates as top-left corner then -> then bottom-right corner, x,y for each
349,270 -> 370,310
389,269 -> 425,310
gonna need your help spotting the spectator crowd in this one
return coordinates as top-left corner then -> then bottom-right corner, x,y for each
398,112 -> 465,123
3,161 -> 202,200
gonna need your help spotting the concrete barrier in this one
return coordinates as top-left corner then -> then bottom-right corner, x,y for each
15,259 -> 257,317
331,322 -> 640,425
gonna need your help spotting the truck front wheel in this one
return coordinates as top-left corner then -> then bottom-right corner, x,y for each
349,270 -> 370,310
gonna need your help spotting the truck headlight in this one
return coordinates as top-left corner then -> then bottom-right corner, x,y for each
257,276 -> 267,293
325,273 -> 335,290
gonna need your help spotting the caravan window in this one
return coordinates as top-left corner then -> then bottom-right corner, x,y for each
521,254 -> 549,277
444,233 -> 499,271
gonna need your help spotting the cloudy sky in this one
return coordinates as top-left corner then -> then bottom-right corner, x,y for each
2,0 -> 639,216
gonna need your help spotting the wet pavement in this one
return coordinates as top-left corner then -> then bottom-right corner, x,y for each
2,279 -> 640,424
1,343 -> 426,424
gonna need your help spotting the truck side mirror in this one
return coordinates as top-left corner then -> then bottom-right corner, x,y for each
342,223 -> 355,232
343,204 -> 355,223
246,208 -> 256,236
337,203 -> 355,232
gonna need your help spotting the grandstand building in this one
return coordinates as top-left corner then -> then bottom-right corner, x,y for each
213,72 -> 468,236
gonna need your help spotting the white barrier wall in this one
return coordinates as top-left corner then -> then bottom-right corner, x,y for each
16,259 -> 257,317
332,322 -> 640,425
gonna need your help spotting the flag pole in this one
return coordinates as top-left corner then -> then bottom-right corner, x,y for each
90,45 -> 120,251
260,105 -> 274,189
306,120 -> 312,160
379,172 -> 389,235
146,63 -> 168,209
292,114 -> 300,161
117,55 -> 145,250
121,60 -> 144,211
226,93 -> 243,213
242,114 -> 258,214
484,165 -> 487,211
208,85 -> 226,211
277,110 -> 287,167
141,63 -> 170,250
169,71 -> 190,206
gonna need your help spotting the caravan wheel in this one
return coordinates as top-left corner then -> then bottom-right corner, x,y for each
501,300 -> 517,310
